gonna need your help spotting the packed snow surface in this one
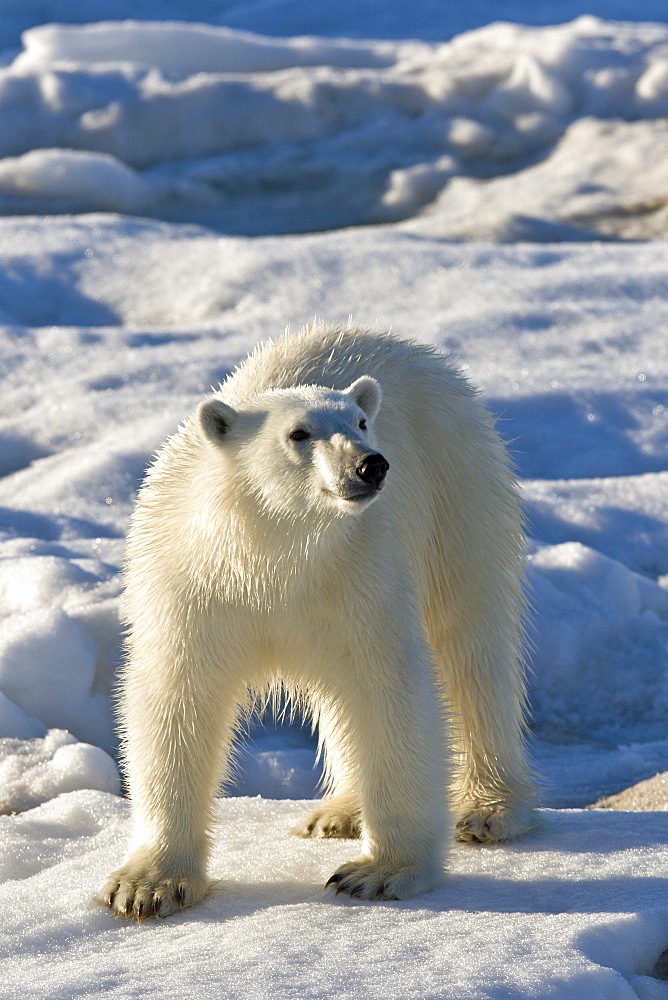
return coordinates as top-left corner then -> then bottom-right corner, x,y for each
1,0 -> 668,997
5,792 -> 668,1000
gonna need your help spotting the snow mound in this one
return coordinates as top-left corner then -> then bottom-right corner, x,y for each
0,148 -> 147,214
2,0 -> 668,52
0,730 -> 119,814
529,540 -> 668,744
12,20 -> 397,75
593,770 -> 668,811
0,606 -> 111,745
0,692 -> 46,740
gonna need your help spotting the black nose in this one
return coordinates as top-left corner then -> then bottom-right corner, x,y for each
356,452 -> 389,488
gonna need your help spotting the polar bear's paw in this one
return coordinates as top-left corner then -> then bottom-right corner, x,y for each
455,803 -> 535,844
101,866 -> 210,920
325,858 -> 442,900
294,803 -> 361,840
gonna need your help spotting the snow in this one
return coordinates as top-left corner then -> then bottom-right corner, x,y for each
3,15 -> 668,236
0,0 -> 668,996
3,792 -> 668,1000
0,730 -> 120,814
596,771 -> 668,811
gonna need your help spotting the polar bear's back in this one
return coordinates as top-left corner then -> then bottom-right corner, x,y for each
224,323 -> 463,407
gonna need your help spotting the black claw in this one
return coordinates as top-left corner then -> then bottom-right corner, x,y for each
325,872 -> 345,888
136,902 -> 144,922
176,885 -> 186,906
124,900 -> 134,918
153,896 -> 162,916
348,886 -> 363,898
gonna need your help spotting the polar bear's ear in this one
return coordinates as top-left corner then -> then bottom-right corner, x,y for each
343,376 -> 382,421
196,398 -> 238,444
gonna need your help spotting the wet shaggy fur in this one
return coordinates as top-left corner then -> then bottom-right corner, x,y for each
102,323 -> 535,919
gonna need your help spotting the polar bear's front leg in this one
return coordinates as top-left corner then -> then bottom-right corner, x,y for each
322,636 -> 450,901
102,628 -> 240,920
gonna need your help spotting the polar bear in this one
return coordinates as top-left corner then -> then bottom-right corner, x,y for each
103,323 -> 534,919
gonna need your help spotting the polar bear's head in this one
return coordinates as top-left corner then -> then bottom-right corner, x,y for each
196,377 -> 388,520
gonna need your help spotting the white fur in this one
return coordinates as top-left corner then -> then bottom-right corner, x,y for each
102,323 -> 534,919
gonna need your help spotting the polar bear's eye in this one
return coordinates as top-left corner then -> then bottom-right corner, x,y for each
359,419 -> 367,430
289,428 -> 310,441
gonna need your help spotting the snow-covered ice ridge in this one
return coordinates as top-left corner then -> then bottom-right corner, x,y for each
3,16 -> 668,237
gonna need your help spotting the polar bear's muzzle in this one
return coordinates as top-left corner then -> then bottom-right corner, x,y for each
333,451 -> 390,504
356,452 -> 389,490
316,444 -> 389,507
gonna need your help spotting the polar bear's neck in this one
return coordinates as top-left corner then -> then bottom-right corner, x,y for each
189,489 -> 354,609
